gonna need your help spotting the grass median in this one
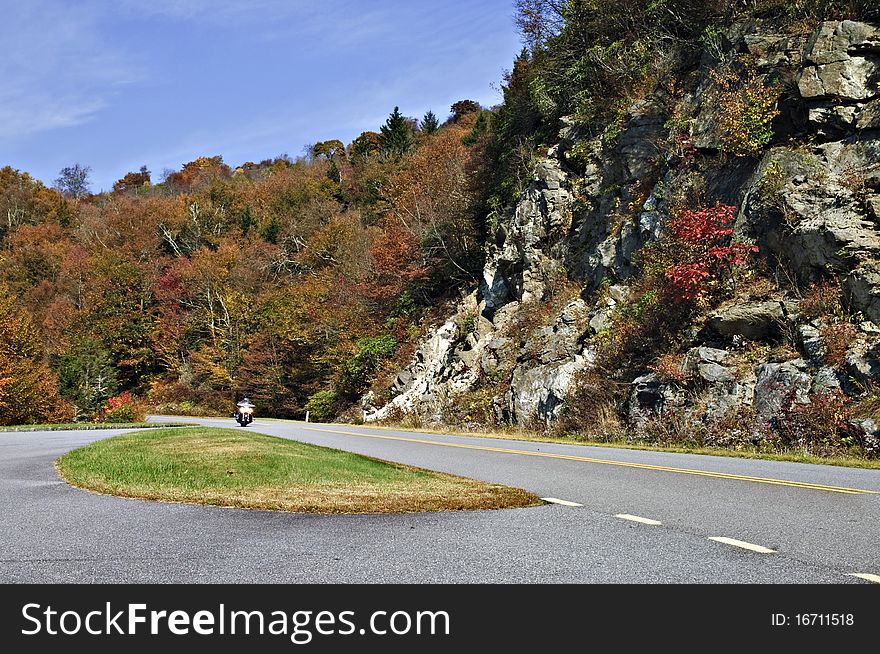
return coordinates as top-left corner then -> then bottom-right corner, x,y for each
55,427 -> 541,514
0,422 -> 186,433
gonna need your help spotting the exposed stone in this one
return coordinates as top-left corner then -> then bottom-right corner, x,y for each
798,58 -> 880,101
799,21 -> 880,101
867,196 -> 880,223
802,20 -> 880,67
508,355 -> 592,424
844,337 -> 880,384
812,367 -> 841,394
609,284 -> 630,304
753,360 -> 812,419
708,302 -> 786,341
846,262 -> 880,324
683,347 -> 730,369
807,103 -> 858,135
744,30 -> 805,68
702,376 -> 757,422
698,362 -> 737,384
857,419 -> 880,457
369,20 -> 880,438
628,374 -> 686,429
797,323 -> 824,360
857,98 -> 880,130
589,307 -> 614,334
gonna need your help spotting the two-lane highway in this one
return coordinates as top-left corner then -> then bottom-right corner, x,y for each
1,418 -> 878,583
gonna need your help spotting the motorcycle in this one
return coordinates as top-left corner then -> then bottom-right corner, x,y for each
234,398 -> 255,427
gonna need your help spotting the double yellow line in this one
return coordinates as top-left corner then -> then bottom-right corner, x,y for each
302,427 -> 879,496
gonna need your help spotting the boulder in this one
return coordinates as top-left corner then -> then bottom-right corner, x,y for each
508,355 -> 592,424
753,360 -> 812,419
708,302 -> 786,341
799,21 -> 880,101
628,374 -> 686,429
797,323 -> 824,361
812,367 -> 842,394
702,375 -> 757,422
798,58 -> 880,101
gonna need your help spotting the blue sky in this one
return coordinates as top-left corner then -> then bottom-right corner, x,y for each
0,0 -> 522,192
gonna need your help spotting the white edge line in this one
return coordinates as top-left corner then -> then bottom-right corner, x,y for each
709,536 -> 776,554
541,498 -> 583,507
615,514 -> 662,526
848,573 -> 880,584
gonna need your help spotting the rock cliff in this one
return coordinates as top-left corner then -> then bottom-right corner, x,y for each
366,19 -> 880,455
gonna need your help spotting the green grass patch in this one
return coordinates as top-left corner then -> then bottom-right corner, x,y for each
56,427 -> 540,514
1,422 -> 186,433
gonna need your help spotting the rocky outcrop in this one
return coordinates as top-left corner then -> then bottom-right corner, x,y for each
707,302 -> 789,341
367,19 -> 880,440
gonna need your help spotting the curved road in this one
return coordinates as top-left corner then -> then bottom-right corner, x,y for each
1,417 -> 878,583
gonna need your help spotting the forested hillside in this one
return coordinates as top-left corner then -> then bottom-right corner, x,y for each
0,104 -> 488,424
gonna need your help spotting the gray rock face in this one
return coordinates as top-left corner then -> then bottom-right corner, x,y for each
812,367 -> 842,394
799,21 -> 880,101
508,354 -> 593,425
368,20 -> 880,441
754,360 -> 812,419
708,302 -> 787,341
481,149 -> 576,314
628,374 -> 685,429
797,323 -> 825,361
749,144 -> 880,306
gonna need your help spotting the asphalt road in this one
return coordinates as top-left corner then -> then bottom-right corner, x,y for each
1,417 -> 878,583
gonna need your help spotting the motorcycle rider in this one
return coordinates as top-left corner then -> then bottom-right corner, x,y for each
234,396 -> 255,426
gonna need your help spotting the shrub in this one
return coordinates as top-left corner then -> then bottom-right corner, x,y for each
648,353 -> 692,384
777,390 -> 869,457
642,202 -> 758,305
146,381 -> 229,417
304,390 -> 340,423
798,279 -> 847,321
819,322 -> 856,369
337,335 -> 398,400
705,407 -> 776,450
555,370 -> 627,439
97,392 -> 144,424
588,202 -> 758,383
710,59 -> 780,157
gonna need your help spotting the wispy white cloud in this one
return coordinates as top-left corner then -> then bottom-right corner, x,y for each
0,1 -> 139,140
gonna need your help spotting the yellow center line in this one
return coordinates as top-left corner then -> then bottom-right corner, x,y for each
301,426 -> 879,496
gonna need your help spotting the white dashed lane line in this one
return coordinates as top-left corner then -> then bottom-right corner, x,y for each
541,498 -> 583,507
615,514 -> 663,526
848,573 -> 880,584
709,537 -> 776,554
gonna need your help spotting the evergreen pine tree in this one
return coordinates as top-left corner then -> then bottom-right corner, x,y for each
379,106 -> 414,158
420,110 -> 440,134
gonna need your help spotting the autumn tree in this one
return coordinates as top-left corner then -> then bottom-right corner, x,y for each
383,114 -> 482,291
312,140 -> 346,161
113,165 -> 151,193
0,166 -> 62,241
351,131 -> 381,159
163,156 -> 231,191
312,140 -> 347,182
54,164 -> 92,199
0,287 -> 72,425
450,100 -> 481,121
514,0 -> 567,50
